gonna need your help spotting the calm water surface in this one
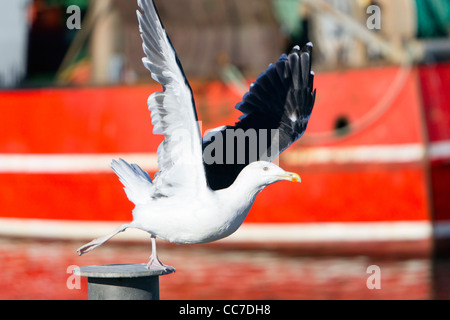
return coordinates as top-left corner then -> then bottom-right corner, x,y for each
0,238 -> 447,300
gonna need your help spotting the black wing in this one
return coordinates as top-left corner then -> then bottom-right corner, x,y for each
202,43 -> 316,190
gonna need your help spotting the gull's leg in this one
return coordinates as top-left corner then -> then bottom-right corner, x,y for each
77,224 -> 131,255
146,235 -> 175,272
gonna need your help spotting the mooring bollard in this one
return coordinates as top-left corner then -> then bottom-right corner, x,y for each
73,264 -> 174,300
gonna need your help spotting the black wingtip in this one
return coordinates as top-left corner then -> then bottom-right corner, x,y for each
290,42 -> 313,58
302,42 -> 313,56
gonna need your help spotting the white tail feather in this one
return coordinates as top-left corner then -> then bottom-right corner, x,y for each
111,159 -> 153,205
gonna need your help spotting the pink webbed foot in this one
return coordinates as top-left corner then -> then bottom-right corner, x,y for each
146,257 -> 176,273
147,235 -> 175,273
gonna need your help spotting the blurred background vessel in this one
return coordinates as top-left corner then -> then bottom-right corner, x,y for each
0,0 -> 449,299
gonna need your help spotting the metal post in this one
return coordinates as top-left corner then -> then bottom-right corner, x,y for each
73,264 -> 174,300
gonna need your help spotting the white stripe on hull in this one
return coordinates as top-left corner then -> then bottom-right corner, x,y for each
0,218 -> 432,242
0,141 -> 448,173
0,153 -> 159,173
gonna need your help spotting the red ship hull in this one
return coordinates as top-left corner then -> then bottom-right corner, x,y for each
0,63 -> 448,244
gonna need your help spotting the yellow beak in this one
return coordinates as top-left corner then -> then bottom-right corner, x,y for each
281,172 -> 301,183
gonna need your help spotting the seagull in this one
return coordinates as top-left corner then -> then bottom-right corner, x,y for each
77,0 -> 316,272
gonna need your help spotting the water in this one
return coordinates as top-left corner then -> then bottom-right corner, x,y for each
0,238 -> 447,300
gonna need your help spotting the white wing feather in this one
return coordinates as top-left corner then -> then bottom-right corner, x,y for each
137,0 -> 207,197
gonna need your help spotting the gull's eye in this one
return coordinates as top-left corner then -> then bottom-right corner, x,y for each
263,166 -> 270,171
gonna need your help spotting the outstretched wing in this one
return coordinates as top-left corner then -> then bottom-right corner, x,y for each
137,0 -> 206,196
203,43 -> 316,190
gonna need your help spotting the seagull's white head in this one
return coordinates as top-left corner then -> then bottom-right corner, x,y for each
238,161 -> 301,190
